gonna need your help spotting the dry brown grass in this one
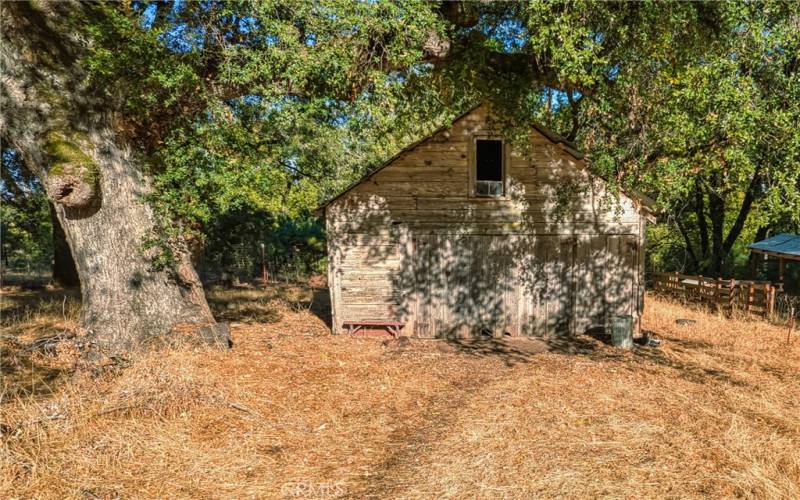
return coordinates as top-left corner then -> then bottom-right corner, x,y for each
1,283 -> 799,499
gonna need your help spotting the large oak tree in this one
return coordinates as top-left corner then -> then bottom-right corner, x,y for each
0,0 -> 440,357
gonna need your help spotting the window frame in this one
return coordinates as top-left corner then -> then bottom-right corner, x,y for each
469,135 -> 508,199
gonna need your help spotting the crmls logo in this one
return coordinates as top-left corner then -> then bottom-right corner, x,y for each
280,481 -> 346,498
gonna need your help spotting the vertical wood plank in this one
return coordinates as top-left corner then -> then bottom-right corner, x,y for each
414,235 -> 431,337
400,224 -> 415,330
506,235 -> 520,335
572,236 -> 589,335
326,212 -> 341,334
469,235 -> 482,336
605,235 -> 621,320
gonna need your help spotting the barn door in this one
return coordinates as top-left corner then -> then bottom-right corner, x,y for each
468,235 -> 503,336
442,234 -> 472,338
572,235 -> 609,335
472,235 -> 519,337
413,233 -> 527,338
518,235 -> 547,336
542,236 -> 575,335
605,235 -> 638,318
413,233 -> 476,338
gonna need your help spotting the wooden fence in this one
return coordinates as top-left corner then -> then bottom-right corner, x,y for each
652,272 -> 778,317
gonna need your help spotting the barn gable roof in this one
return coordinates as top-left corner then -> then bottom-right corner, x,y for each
316,103 -> 655,218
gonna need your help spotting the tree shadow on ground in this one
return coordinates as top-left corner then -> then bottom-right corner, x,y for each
0,347 -> 71,400
429,327 -> 752,389
441,337 -> 552,366
623,329 -> 749,388
442,334 -> 632,366
309,287 -> 332,328
0,334 -> 76,401
205,282 -> 331,327
206,286 -> 285,323
208,298 -> 281,323
0,286 -> 81,326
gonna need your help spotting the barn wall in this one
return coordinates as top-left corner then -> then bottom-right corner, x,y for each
326,106 -> 647,337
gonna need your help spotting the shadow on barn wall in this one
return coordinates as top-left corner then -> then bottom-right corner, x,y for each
327,184 -> 641,340
323,105 -> 646,340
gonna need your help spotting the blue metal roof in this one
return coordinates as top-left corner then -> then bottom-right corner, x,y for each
748,233 -> 800,258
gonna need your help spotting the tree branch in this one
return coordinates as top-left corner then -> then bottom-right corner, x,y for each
565,91 -> 583,141
674,214 -> 699,271
693,178 -> 709,259
722,166 -> 763,256
283,162 -> 320,182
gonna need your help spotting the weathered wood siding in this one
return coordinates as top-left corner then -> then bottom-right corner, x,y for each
325,106 -> 647,337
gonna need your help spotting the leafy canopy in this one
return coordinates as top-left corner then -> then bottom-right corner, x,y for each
74,1 -> 799,277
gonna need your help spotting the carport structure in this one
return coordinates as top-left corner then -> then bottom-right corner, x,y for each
748,233 -> 800,287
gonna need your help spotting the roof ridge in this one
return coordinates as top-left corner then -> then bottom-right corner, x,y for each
316,102 -> 654,217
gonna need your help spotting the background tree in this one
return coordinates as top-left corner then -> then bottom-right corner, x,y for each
1,147 -> 79,285
1,149 -> 52,276
581,1 -> 800,276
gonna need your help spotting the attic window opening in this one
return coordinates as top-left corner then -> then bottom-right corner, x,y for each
475,139 -> 504,197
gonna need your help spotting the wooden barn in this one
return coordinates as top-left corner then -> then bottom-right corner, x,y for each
319,104 -> 654,339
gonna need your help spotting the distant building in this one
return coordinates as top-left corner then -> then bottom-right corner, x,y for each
748,233 -> 800,290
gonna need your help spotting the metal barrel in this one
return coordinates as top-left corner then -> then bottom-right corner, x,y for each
610,315 -> 634,349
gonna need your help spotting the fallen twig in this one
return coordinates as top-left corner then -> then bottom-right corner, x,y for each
2,414 -> 67,435
94,404 -> 140,417
228,402 -> 263,418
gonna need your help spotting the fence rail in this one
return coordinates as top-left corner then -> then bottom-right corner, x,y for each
652,272 -> 778,317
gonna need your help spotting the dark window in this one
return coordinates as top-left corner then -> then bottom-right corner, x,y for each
476,140 -> 503,180
475,139 -> 503,197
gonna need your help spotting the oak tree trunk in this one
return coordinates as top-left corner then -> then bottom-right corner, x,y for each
1,2 -> 228,357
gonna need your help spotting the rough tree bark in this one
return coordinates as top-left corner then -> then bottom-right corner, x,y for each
0,2 -> 229,356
